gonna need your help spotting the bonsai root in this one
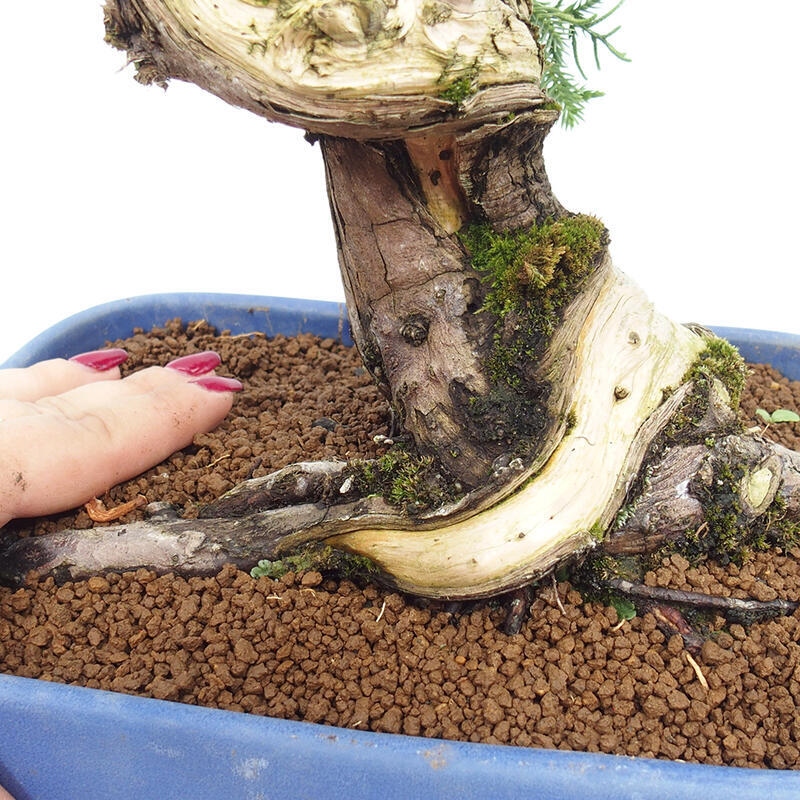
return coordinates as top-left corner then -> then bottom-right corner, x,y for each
502,585 -> 535,636
4,427 -> 800,599
604,577 -> 799,626
199,461 -> 351,517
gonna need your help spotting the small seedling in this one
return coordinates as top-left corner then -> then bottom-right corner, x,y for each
755,408 -> 800,426
609,595 -> 636,629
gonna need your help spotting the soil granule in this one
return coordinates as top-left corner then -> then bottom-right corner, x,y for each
3,320 -> 800,770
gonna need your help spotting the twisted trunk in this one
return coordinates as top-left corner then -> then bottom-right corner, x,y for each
4,0 -> 798,599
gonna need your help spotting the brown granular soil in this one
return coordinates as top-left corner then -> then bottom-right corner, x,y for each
3,321 -> 800,770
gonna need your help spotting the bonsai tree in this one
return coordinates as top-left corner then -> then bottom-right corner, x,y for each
5,0 -> 800,607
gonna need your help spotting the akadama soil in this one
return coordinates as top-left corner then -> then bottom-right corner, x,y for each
3,319 -> 800,769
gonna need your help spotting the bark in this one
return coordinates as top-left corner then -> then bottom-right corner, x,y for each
602,579 -> 799,626
318,111 -> 565,487
604,434 -> 800,555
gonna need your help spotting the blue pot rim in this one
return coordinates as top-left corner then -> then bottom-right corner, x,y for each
1,293 -> 353,369
3,293 -> 800,381
2,293 -> 800,799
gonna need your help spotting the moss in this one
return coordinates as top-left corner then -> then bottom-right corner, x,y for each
589,520 -> 606,542
659,337 -> 748,448
675,464 -> 800,566
348,447 -> 461,515
460,214 -> 607,388
250,543 -> 379,580
442,215 -> 607,461
758,493 -> 800,551
595,333 -> 790,574
573,462 -> 800,603
568,551 -> 638,602
687,336 -> 749,410
463,381 -> 550,447
439,75 -> 476,105
685,462 -> 748,565
437,56 -> 479,106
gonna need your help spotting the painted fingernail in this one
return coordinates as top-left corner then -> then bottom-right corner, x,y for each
166,351 -> 222,376
190,375 -> 243,393
69,348 -> 129,371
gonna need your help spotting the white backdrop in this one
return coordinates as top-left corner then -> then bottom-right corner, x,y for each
1,2 -> 798,364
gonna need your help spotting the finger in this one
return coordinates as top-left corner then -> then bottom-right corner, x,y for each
0,351 -> 223,422
0,367 -> 241,526
0,349 -> 128,403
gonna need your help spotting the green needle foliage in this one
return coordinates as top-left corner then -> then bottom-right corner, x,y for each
531,1 -> 629,127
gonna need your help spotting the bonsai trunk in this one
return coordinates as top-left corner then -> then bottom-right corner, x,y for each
310,118 -> 709,595
318,121 -> 567,488
3,0 -> 799,600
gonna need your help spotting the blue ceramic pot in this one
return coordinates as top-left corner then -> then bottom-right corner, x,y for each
2,294 -> 799,799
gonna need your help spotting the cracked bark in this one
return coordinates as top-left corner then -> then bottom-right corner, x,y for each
319,109 -> 568,488
322,135 -> 496,486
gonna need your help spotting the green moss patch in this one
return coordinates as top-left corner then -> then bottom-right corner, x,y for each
686,336 -> 749,410
460,213 -> 607,387
250,543 -> 378,581
439,75 -> 475,105
348,448 -> 461,515
682,466 -> 800,566
661,336 -> 749,447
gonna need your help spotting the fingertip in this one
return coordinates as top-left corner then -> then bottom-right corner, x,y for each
69,348 -> 129,372
165,350 -> 222,377
0,352 -> 125,404
189,375 -> 244,393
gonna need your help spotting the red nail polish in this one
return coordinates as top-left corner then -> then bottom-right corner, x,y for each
166,351 -> 222,376
190,375 -> 243,393
69,348 -> 129,371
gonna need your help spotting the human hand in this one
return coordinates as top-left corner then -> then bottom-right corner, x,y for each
0,348 -> 241,527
